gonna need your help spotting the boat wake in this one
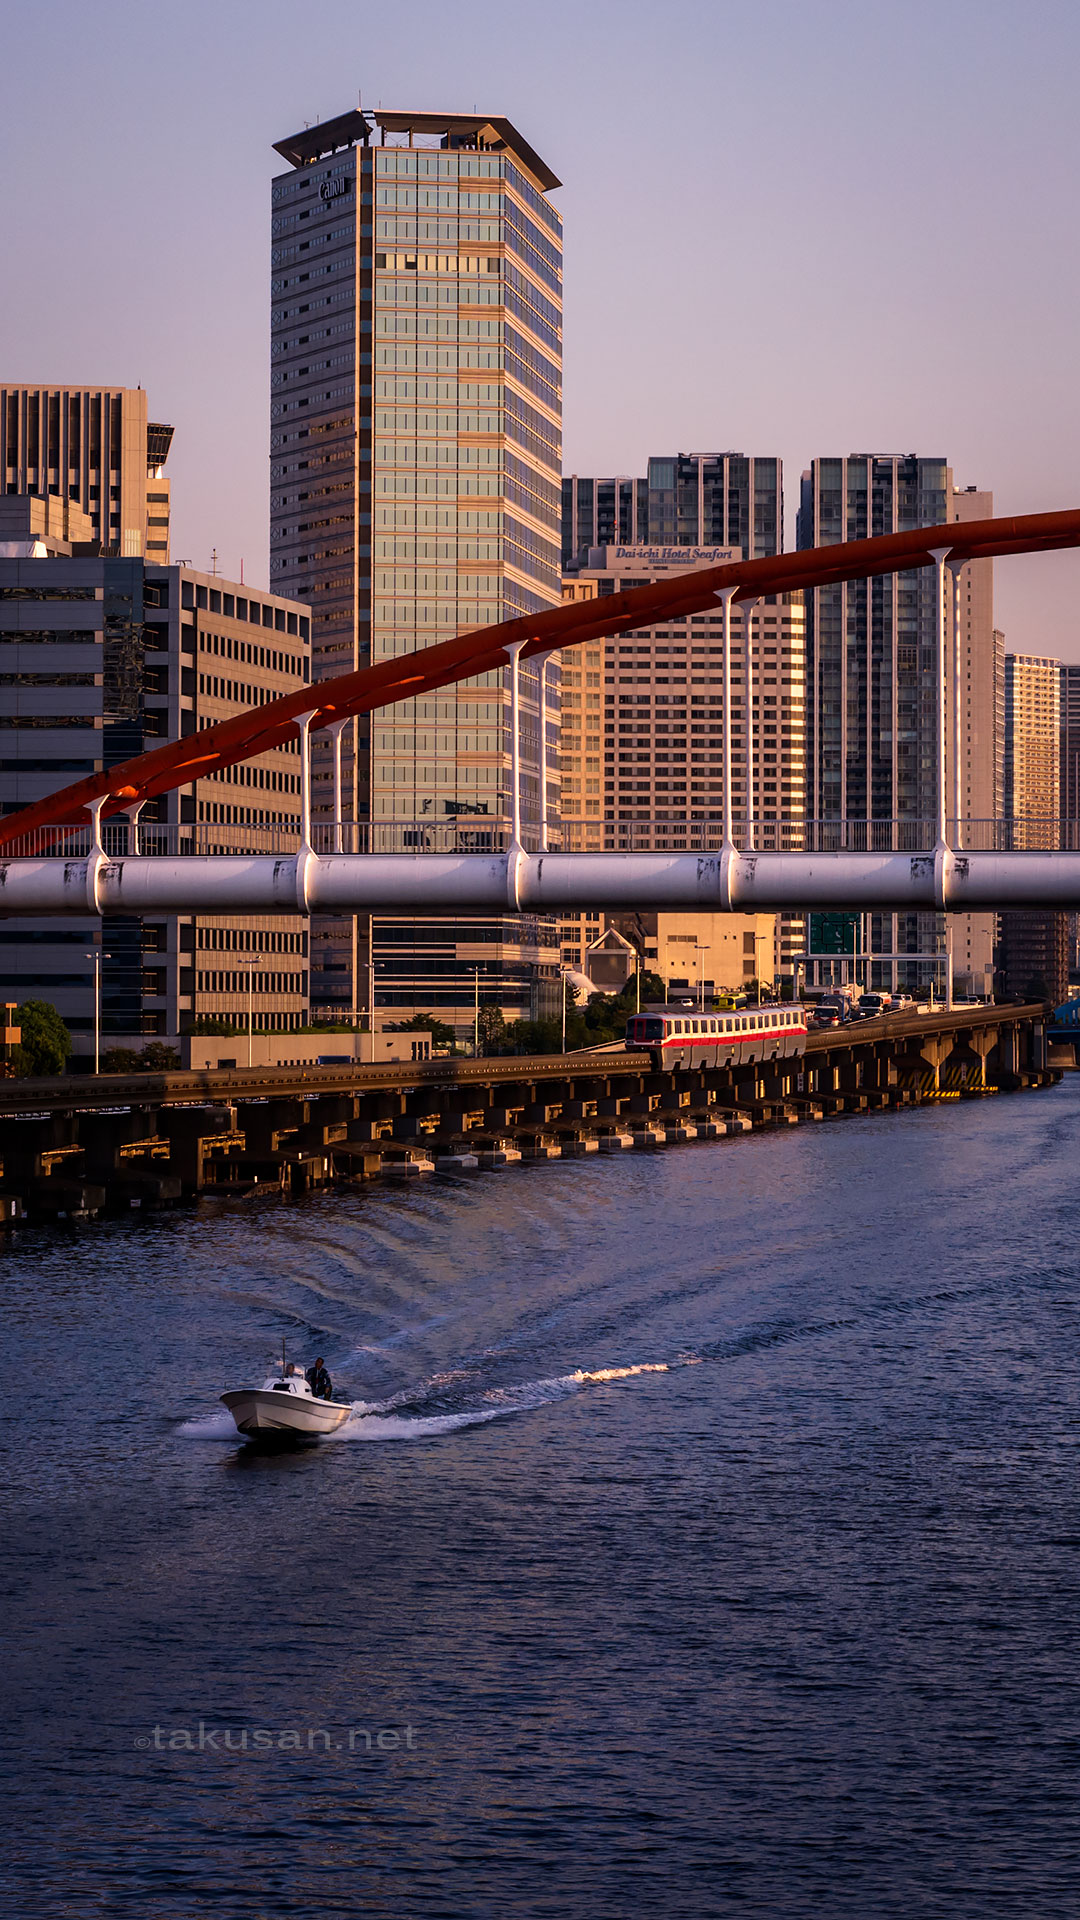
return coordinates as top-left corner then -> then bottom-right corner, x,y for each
181,1270 -> 1024,1445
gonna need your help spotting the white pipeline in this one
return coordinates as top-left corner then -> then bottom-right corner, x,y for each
2,846 -> 1080,916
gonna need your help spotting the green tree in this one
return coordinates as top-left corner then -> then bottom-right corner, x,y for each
386,1010 -> 457,1049
11,1000 -> 72,1078
477,1003 -> 507,1055
138,1042 -> 181,1071
191,1015 -> 240,1036
101,1047 -> 141,1074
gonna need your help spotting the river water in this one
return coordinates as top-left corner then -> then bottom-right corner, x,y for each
6,1078 -> 1080,1917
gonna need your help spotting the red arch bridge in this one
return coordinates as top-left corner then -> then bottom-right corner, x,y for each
3,509 -> 1080,921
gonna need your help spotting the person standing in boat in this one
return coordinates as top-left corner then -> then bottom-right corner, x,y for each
306,1356 -> 333,1400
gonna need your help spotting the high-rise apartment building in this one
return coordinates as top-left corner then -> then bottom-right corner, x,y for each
562,453 -> 782,571
798,458 -> 999,995
269,107 -> 562,1033
1,386 -> 172,562
1005,653 -> 1060,838
0,526 -> 311,1055
998,651 -> 1067,1002
558,543 -> 802,984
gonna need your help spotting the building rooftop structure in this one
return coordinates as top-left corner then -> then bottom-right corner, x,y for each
272,107 -> 560,190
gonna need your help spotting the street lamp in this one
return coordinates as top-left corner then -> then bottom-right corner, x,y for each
84,946 -> 102,1075
237,956 -> 258,1068
694,944 -> 708,1012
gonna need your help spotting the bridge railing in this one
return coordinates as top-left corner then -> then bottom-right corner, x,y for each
1,817 -> 1076,859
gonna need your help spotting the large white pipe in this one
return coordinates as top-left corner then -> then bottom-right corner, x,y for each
2,847 -> 1080,916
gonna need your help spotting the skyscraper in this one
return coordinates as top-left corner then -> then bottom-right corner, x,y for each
0,386 -> 172,561
798,457 -> 999,996
270,107 -> 563,1032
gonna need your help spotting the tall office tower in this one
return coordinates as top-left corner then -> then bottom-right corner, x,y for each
269,107 -> 563,1035
0,518 -> 311,1056
0,386 -> 172,561
798,459 -> 999,996
998,652 -> 1067,1002
557,544 -> 802,985
563,453 -> 782,571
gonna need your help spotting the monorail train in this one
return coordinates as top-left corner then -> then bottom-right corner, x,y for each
625,1003 -> 808,1071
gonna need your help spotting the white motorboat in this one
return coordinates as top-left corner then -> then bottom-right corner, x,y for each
221,1363 -> 352,1439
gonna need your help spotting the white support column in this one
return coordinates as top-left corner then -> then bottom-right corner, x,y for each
536,651 -> 553,852
928,547 -> 952,847
948,560 -> 964,848
85,795 -> 107,916
293,709 -> 319,853
328,718 -> 348,853
126,802 -> 144,858
742,597 -> 760,850
714,586 -> 739,848
506,640 -> 526,849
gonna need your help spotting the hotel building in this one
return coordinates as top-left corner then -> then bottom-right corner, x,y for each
269,107 -> 563,1034
562,452 -> 782,571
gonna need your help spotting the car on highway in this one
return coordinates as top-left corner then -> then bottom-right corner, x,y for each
809,996 -> 852,1029
854,992 -> 890,1020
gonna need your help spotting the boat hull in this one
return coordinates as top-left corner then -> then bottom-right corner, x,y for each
220,1388 -> 352,1438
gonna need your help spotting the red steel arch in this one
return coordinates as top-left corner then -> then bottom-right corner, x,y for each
3,507 -> 1079,847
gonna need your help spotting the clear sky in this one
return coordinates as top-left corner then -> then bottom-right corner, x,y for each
3,0 -> 1079,654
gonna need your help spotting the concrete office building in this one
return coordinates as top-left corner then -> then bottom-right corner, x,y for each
269,107 -> 563,1034
0,519 -> 311,1055
562,452 -> 782,572
1,385 -> 172,562
798,459 -> 1000,997
998,652 -> 1067,1002
558,545 -> 803,984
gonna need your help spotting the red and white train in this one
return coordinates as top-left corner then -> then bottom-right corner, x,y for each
624,1003 -> 808,1071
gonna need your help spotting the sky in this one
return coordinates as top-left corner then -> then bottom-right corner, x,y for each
3,0 -> 1079,654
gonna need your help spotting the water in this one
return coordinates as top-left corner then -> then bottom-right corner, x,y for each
6,1081 -> 1080,1917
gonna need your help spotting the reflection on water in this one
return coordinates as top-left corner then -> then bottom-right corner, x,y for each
7,1082 -> 1080,1917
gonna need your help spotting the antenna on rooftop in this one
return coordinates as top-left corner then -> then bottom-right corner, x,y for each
210,547 -> 218,577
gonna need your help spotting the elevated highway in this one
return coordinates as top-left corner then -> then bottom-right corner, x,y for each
0,1004 -> 1059,1222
